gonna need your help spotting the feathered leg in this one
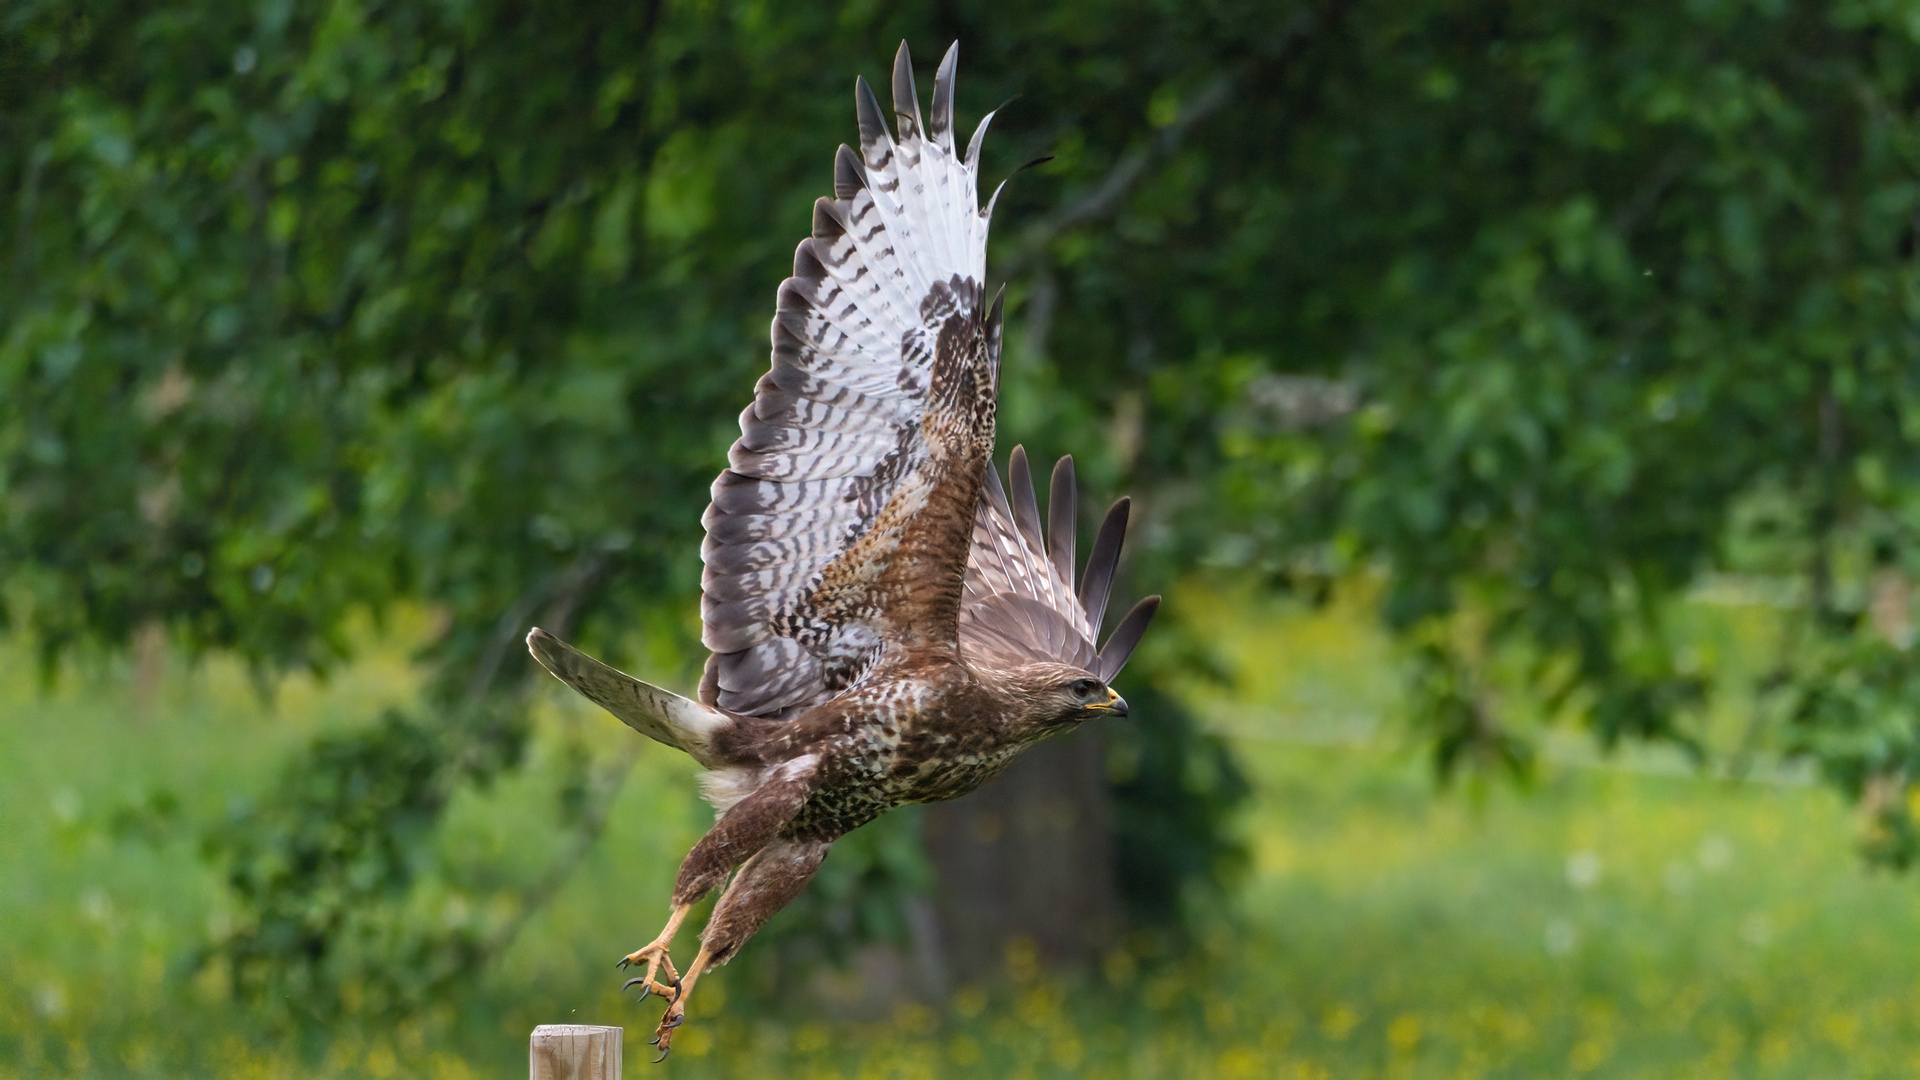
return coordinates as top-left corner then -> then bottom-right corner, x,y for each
652,838 -> 831,1059
621,765 -> 814,1004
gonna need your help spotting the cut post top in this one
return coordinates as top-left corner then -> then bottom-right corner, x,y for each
530,1024 -> 622,1080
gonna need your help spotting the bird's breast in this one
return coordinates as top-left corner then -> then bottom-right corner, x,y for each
781,676 -> 1025,839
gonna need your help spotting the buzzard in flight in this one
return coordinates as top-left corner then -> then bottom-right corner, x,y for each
527,41 -> 1158,1056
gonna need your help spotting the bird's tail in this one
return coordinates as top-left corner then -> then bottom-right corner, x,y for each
526,628 -> 729,766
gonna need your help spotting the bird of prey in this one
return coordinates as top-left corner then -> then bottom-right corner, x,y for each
526,41 -> 1158,1057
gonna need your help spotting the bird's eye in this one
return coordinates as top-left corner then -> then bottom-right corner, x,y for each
1069,678 -> 1101,700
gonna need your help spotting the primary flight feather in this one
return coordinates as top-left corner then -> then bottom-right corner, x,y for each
526,41 -> 1158,1056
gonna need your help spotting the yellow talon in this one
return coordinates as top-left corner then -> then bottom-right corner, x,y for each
617,903 -> 693,1005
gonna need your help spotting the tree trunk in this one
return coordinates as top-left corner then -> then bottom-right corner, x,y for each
919,725 -> 1120,984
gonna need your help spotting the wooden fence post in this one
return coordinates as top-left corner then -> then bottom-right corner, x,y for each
530,1025 -> 622,1080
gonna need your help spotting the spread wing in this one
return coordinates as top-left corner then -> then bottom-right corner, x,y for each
960,447 -> 1161,681
700,42 -> 1007,720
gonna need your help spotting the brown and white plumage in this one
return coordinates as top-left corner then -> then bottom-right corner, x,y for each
961,448 -> 1161,679
699,41 -> 1005,721
526,42 -> 1157,1057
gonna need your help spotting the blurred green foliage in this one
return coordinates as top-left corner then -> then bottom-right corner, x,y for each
199,709 -> 482,1019
9,0 -> 1920,1030
9,593 -> 1920,1078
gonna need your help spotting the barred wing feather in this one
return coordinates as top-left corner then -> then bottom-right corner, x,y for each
959,448 -> 1161,682
700,42 -> 1004,720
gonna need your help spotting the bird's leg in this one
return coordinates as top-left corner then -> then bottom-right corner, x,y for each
622,762 -> 816,1029
649,942 -> 715,1060
651,838 -> 831,1062
616,903 -> 691,1001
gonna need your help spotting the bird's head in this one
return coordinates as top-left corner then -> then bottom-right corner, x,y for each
1003,662 -> 1129,730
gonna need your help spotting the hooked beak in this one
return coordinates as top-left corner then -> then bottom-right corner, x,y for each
1103,688 -> 1129,717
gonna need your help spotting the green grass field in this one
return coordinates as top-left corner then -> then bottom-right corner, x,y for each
4,591 -> 1918,1078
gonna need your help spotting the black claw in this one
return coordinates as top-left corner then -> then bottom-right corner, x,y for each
652,1046 -> 671,1064
622,976 -> 653,1001
616,956 -> 630,970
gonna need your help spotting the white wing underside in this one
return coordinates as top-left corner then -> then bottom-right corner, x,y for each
532,44 -> 1159,744
699,42 -> 1007,720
